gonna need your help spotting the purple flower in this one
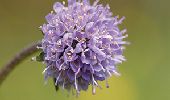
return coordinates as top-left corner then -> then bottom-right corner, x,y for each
40,0 -> 129,95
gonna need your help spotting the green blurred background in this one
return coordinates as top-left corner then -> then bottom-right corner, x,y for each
0,0 -> 170,100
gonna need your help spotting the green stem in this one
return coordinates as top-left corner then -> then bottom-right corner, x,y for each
0,41 -> 41,86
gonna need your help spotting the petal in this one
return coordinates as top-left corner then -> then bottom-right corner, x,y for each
64,47 -> 78,62
88,44 -> 106,59
93,0 -> 100,6
61,63 -> 70,70
68,0 -> 76,6
75,31 -> 86,42
93,63 -> 103,72
45,13 -> 55,23
97,55 -> 105,62
83,0 -> 90,4
81,51 -> 91,64
94,75 -> 105,81
63,33 -> 74,46
82,64 -> 90,72
74,43 -> 82,53
82,71 -> 91,81
70,58 -> 82,72
55,58 -> 64,69
53,2 -> 64,13
55,39 -> 65,52
78,78 -> 89,91
85,22 -> 94,33
67,69 -> 75,82
56,22 -> 66,36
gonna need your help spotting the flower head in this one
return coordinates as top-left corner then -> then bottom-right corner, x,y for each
40,0 -> 128,95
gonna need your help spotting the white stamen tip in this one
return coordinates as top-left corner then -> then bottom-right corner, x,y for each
39,26 -> 42,29
63,1 -> 65,5
31,57 -> 36,61
42,70 -> 46,74
37,46 -> 43,49
114,71 -> 121,76
92,85 -> 96,95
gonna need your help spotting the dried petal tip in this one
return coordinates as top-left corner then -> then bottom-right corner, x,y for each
39,0 -> 129,95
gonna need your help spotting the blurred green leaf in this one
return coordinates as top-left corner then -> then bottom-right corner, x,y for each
36,52 -> 45,62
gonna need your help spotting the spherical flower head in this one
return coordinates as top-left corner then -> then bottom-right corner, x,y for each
40,0 -> 129,95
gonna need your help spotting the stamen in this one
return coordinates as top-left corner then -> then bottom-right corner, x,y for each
90,65 -> 94,73
92,74 -> 96,94
57,39 -> 62,45
99,63 -> 106,72
55,72 -> 62,85
106,78 -> 109,88
62,79 -> 65,89
113,58 -> 122,63
92,85 -> 96,95
39,26 -> 42,29
93,0 -> 100,6
112,41 -> 121,50
113,70 -> 121,76
115,55 -> 126,61
121,29 -> 127,34
106,70 -> 112,77
42,66 -> 50,74
112,29 -> 119,35
118,16 -> 125,24
59,63 -> 64,70
37,46 -> 43,49
115,34 -> 128,40
62,1 -> 65,5
117,41 -> 130,45
75,68 -> 80,95
67,52 -> 72,56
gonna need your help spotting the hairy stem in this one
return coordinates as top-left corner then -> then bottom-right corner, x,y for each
0,41 -> 41,86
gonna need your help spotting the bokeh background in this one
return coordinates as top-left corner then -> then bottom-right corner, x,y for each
0,0 -> 170,100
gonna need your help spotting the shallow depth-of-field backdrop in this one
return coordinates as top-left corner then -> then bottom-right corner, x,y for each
0,0 -> 170,100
